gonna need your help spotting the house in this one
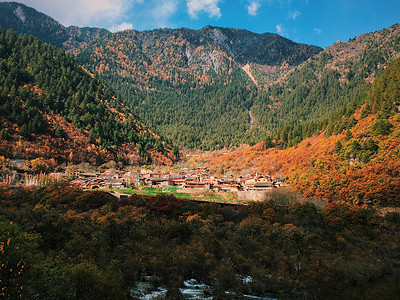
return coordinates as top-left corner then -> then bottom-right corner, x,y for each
184,181 -> 212,189
244,180 -> 256,190
66,166 -> 80,178
102,178 -> 125,189
79,172 -> 99,179
147,172 -> 161,178
122,171 -> 140,186
9,159 -> 28,170
185,176 -> 198,182
258,175 -> 272,182
144,176 -> 173,187
249,181 -> 276,190
215,183 -> 241,192
170,175 -> 186,187
102,169 -> 121,178
140,168 -> 153,174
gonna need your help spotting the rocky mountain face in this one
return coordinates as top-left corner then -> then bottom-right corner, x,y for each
0,2 -> 322,82
76,25 -> 322,88
197,26 -> 322,66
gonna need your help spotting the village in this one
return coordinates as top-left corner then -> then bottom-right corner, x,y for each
68,167 -> 288,192
0,159 -> 288,194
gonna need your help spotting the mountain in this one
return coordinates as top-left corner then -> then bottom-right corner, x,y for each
0,2 -> 323,149
0,28 -> 176,165
0,2 -> 109,50
2,2 -> 399,152
75,26 -> 322,149
0,2 -> 321,67
77,26 -> 322,88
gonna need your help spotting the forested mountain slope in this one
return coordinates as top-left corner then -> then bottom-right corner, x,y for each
208,57 -> 400,206
252,24 -> 400,148
75,26 -> 321,149
0,28 -> 176,165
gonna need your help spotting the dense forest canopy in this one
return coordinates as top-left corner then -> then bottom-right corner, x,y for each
1,186 -> 400,299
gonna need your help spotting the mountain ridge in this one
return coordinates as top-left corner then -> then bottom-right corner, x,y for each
0,1 -> 110,49
0,2 -> 323,64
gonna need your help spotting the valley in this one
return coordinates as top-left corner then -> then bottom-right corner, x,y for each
0,1 -> 400,299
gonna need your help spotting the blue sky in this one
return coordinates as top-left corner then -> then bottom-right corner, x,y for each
17,0 -> 400,48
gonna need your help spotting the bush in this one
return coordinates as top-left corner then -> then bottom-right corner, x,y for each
74,191 -> 114,211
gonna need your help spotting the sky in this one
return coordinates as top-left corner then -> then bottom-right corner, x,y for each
15,0 -> 400,48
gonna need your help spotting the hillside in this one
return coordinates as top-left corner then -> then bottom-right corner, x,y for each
78,24 -> 400,150
207,57 -> 400,206
0,28 -> 176,165
251,24 -> 400,149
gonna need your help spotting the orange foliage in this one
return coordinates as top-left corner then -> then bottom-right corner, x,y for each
207,115 -> 400,206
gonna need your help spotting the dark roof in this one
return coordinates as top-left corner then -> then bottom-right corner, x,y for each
254,182 -> 274,187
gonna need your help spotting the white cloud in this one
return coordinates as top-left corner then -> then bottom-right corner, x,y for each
276,23 -> 289,37
289,10 -> 301,20
110,22 -> 134,33
276,24 -> 283,34
152,0 -> 179,28
186,0 -> 222,19
314,27 -> 322,34
247,1 -> 261,16
18,0 -> 141,27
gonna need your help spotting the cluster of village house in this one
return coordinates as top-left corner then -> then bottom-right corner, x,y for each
67,167 -> 288,192
1,160 -> 288,191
